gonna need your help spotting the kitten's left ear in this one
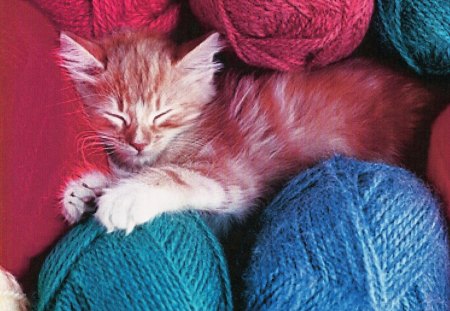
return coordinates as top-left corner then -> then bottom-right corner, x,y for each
176,32 -> 224,74
59,32 -> 106,83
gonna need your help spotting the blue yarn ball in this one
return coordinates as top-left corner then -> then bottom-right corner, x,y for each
373,0 -> 450,76
243,156 -> 450,310
37,212 -> 232,310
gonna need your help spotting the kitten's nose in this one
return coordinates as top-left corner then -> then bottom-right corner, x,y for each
130,142 -> 146,153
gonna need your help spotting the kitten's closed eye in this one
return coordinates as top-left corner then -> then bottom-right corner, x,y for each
105,112 -> 130,127
153,109 -> 173,125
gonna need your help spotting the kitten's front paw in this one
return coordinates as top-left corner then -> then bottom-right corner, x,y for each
96,180 -> 181,234
62,171 -> 110,224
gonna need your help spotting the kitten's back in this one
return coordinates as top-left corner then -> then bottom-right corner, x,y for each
209,59 -> 430,179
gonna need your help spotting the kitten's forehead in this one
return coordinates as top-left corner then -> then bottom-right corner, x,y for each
108,37 -> 172,74
101,35 -> 174,106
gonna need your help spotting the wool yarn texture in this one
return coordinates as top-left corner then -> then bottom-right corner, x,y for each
428,104 -> 450,220
373,0 -> 450,75
243,156 -> 450,310
189,0 -> 374,71
32,0 -> 181,39
0,266 -> 28,311
36,212 -> 232,310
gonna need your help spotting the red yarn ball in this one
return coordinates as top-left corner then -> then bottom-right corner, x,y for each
32,0 -> 181,39
190,0 -> 374,71
428,105 -> 450,221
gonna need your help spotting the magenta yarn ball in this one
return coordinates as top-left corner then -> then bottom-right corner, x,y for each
189,0 -> 374,71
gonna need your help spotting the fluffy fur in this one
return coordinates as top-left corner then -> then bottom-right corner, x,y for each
59,31 -> 430,234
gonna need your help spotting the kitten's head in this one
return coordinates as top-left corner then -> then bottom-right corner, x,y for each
59,31 -> 223,168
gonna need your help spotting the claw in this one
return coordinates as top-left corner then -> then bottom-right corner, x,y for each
125,217 -> 135,235
125,227 -> 133,235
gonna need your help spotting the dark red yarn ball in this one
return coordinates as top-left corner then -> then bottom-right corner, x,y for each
190,0 -> 374,71
32,0 -> 181,39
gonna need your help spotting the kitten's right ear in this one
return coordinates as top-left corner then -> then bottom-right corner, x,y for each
59,32 -> 106,83
176,32 -> 224,74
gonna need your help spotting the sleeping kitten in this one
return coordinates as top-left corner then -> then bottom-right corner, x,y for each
60,31 -> 430,234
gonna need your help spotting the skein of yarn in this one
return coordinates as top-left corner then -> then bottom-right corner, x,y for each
37,213 -> 232,310
243,156 -> 450,310
373,0 -> 450,75
31,0 -> 181,38
428,104 -> 450,220
189,0 -> 374,71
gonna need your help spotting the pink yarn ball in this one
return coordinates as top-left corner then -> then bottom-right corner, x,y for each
190,0 -> 374,71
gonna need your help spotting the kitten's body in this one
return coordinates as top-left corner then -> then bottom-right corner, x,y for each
60,31 -> 429,233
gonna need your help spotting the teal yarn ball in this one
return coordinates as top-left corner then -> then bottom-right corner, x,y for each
373,0 -> 450,75
243,156 -> 450,310
37,212 -> 232,310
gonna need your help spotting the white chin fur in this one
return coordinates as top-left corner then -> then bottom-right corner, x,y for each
114,151 -> 158,170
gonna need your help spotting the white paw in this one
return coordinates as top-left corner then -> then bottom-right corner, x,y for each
62,171 -> 110,224
95,180 -> 186,234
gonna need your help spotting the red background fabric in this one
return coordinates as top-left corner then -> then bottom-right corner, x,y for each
0,0 -> 105,292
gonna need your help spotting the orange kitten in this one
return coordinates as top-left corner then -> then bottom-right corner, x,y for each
60,31 -> 430,234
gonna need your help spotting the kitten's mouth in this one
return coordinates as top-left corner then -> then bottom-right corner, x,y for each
116,149 -> 158,166
134,153 -> 150,161
106,142 -> 161,169
108,151 -> 150,170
